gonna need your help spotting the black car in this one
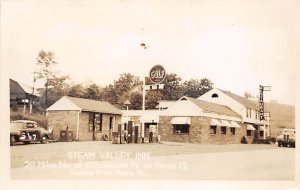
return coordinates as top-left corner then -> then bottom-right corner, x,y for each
10,120 -> 53,146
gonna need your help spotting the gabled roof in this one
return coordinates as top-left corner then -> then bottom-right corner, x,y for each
182,96 -> 241,118
47,96 -> 122,114
219,89 -> 258,110
10,79 -> 40,96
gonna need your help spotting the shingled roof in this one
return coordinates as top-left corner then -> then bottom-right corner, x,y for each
47,96 -> 122,114
219,89 -> 258,110
182,96 -> 241,118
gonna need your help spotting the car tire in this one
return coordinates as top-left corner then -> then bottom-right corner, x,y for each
41,136 -> 48,144
10,136 -> 17,146
278,141 -> 282,147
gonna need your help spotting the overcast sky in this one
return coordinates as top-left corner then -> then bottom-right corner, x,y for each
2,0 -> 300,105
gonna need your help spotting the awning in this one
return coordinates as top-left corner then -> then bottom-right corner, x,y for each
210,119 -> 221,126
220,120 -> 230,127
230,121 -> 241,128
171,117 -> 191,125
247,124 -> 256,131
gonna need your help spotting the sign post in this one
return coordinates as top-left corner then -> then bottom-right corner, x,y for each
259,85 -> 271,139
142,65 -> 166,110
259,85 -> 271,121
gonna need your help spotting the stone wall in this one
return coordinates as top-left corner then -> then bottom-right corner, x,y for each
47,110 -> 79,141
159,116 -> 253,144
77,112 -> 121,141
47,110 -> 121,141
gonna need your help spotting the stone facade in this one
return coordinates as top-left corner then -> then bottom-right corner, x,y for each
47,110 -> 79,141
159,116 -> 254,144
47,110 -> 121,141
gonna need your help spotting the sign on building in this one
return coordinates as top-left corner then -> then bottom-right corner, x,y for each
259,85 -> 271,121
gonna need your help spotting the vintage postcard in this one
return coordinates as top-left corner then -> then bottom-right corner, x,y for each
1,0 -> 299,190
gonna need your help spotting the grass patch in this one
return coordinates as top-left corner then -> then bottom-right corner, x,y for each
10,111 -> 47,128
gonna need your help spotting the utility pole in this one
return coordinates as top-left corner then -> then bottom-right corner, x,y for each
30,71 -> 36,114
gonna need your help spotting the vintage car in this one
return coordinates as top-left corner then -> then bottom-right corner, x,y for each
10,120 -> 53,146
277,128 -> 296,148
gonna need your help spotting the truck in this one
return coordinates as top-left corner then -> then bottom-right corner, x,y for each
277,128 -> 296,148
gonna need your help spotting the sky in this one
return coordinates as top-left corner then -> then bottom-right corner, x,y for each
1,0 -> 300,105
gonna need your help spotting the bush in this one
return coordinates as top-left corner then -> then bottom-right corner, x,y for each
241,136 -> 248,144
10,111 -> 47,128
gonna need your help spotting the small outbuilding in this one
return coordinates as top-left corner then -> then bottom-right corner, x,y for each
46,96 -> 122,141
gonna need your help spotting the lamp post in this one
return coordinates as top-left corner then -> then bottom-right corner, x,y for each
141,43 -> 148,111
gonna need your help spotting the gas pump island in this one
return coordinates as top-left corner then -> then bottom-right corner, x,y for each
112,65 -> 166,144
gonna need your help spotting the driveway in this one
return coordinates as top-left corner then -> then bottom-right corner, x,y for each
10,141 -> 295,180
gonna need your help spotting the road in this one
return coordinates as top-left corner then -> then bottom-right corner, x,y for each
10,141 -> 295,180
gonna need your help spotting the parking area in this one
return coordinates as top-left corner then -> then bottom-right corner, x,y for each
10,141 -> 295,180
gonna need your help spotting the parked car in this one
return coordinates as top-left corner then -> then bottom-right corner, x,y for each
10,120 -> 53,146
276,128 -> 296,148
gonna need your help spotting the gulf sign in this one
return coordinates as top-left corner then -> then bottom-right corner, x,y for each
149,65 -> 166,84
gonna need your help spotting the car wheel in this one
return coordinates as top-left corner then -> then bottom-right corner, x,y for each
10,136 -> 17,146
278,141 -> 282,147
41,136 -> 48,144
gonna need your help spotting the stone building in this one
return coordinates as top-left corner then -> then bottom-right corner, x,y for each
46,96 -> 122,141
122,110 -> 163,142
198,88 -> 295,140
159,96 -> 250,144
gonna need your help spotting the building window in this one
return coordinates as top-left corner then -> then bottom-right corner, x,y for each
212,93 -> 219,98
221,126 -> 227,134
247,130 -> 252,136
89,112 -> 103,132
109,116 -> 113,130
210,125 -> 217,135
173,124 -> 189,134
246,108 -> 251,118
95,113 -> 103,132
260,131 -> 264,137
230,127 -> 236,135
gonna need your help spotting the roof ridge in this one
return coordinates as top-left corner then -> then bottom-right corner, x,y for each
65,96 -> 108,103
182,96 -> 241,118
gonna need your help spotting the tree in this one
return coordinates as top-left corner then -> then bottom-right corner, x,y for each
146,90 -> 163,109
67,84 -> 86,98
37,76 -> 70,109
100,84 -> 118,105
128,92 -> 142,110
113,73 -> 142,104
84,84 -> 102,100
35,50 -> 69,112
160,73 -> 184,100
183,78 -> 213,98
36,50 -> 58,80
